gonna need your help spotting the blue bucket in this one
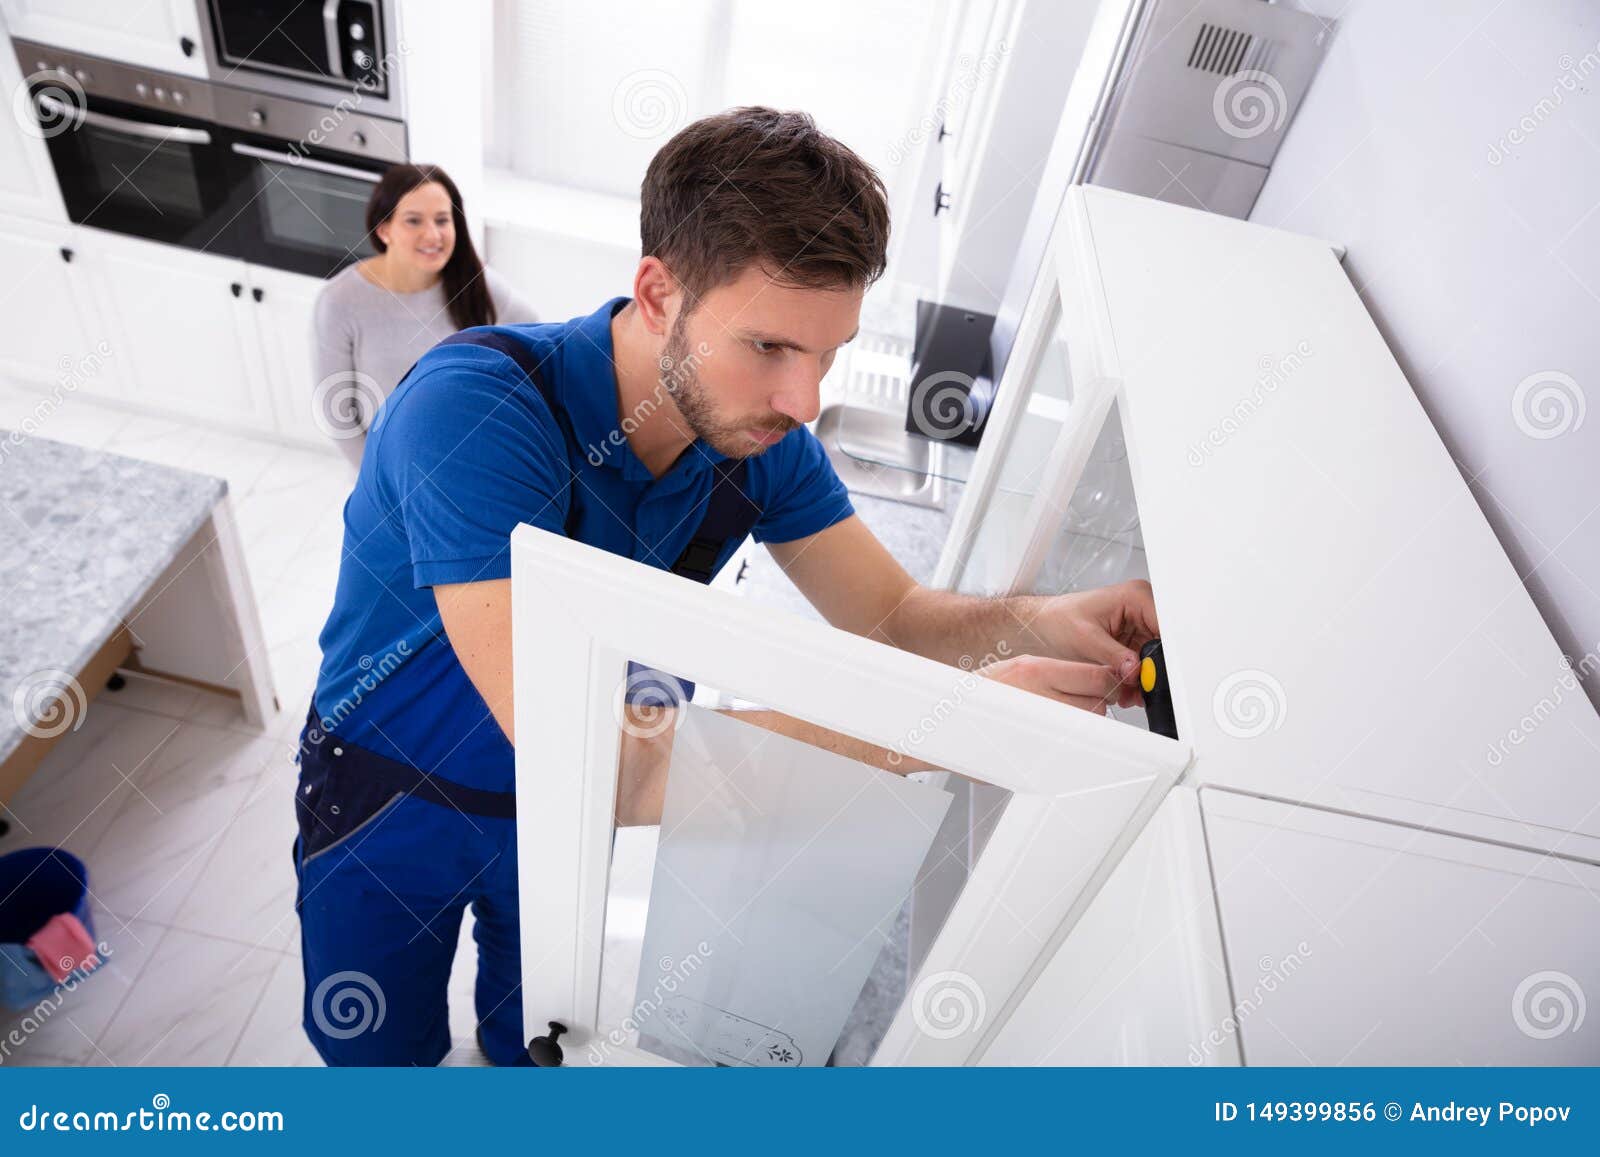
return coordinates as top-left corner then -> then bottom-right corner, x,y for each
0,847 -> 99,1007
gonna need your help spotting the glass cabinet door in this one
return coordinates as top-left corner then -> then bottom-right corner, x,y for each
509,524 -> 1186,1067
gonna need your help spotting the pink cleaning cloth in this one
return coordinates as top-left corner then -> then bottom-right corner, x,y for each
26,913 -> 100,983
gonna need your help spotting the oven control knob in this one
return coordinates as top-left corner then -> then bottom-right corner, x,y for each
153,86 -> 166,101
171,90 -> 186,106
352,48 -> 373,70
134,82 -> 149,98
351,130 -> 367,147
74,68 -> 91,84
249,108 -> 266,127
349,21 -> 366,40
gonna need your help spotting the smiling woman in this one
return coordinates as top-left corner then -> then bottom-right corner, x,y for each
310,163 -> 539,468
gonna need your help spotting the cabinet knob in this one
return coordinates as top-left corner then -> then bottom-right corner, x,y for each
59,246 -> 74,263
230,281 -> 243,297
933,181 -> 952,217
251,287 -> 264,303
526,1021 -> 567,1067
180,36 -> 195,57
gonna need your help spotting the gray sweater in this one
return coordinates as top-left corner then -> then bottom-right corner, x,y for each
311,262 -> 538,467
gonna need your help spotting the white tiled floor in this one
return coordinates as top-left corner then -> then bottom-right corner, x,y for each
0,383 -> 489,1067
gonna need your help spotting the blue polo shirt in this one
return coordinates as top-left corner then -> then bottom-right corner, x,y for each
311,297 -> 853,791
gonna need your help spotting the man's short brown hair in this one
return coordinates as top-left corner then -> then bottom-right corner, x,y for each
640,107 -> 890,304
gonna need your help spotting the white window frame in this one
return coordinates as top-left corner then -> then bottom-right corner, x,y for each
511,521 -> 1189,1066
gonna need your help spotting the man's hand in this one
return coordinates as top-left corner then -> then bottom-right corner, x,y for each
975,654 -> 1127,715
1025,579 -> 1160,708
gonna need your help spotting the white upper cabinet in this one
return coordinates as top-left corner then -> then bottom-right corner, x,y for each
1204,790 -> 1600,1065
2,0 -> 206,78
942,185 -> 1600,861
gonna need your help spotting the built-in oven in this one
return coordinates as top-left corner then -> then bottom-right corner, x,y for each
23,53 -> 241,255
199,0 -> 402,120
16,38 -> 407,280
212,82 -> 403,277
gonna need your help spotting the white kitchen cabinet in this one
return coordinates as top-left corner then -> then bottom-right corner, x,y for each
509,524 -> 1189,1066
247,264 -> 324,447
0,214 -> 118,398
2,0 -> 205,79
87,229 -> 275,429
1203,790 -> 1600,1066
916,184 -> 1600,1066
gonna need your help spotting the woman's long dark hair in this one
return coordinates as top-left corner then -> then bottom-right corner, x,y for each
364,163 -> 494,331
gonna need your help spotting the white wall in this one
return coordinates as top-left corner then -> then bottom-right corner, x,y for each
1250,0 -> 1600,708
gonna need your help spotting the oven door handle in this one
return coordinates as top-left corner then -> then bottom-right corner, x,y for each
37,93 -> 213,145
324,0 -> 347,81
231,142 -> 383,182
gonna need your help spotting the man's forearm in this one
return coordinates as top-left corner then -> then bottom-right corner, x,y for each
879,584 -> 1055,667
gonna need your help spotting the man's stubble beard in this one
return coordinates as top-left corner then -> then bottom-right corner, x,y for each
660,311 -> 795,458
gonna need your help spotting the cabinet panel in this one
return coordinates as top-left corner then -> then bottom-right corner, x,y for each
1204,789 -> 1600,1065
1079,185 -> 1600,858
247,265 -> 328,447
0,216 -> 117,398
981,786 -> 1234,1066
3,0 -> 205,78
90,231 -> 273,429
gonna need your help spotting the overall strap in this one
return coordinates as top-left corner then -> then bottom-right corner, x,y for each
431,328 -> 762,584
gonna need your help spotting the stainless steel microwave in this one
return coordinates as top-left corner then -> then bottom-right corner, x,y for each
198,0 -> 403,119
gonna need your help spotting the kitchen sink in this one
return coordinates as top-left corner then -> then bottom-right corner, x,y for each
814,403 -> 946,509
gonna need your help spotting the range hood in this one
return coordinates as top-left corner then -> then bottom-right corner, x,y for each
1084,0 -> 1333,218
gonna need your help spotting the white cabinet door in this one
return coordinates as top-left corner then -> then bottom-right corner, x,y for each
3,0 -> 205,78
509,525 -> 1190,1066
1203,789 -> 1600,1066
246,264 -> 331,449
980,786 -> 1235,1066
0,215 -> 118,398
89,230 -> 275,431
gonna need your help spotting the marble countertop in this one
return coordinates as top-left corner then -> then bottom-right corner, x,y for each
0,433 -> 226,764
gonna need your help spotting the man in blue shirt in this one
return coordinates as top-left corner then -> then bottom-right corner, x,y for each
295,107 -> 1158,1067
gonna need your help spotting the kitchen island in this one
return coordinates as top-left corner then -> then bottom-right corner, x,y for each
0,432 -> 275,811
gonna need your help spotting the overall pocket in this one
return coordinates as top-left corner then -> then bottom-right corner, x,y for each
295,734 -> 407,867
